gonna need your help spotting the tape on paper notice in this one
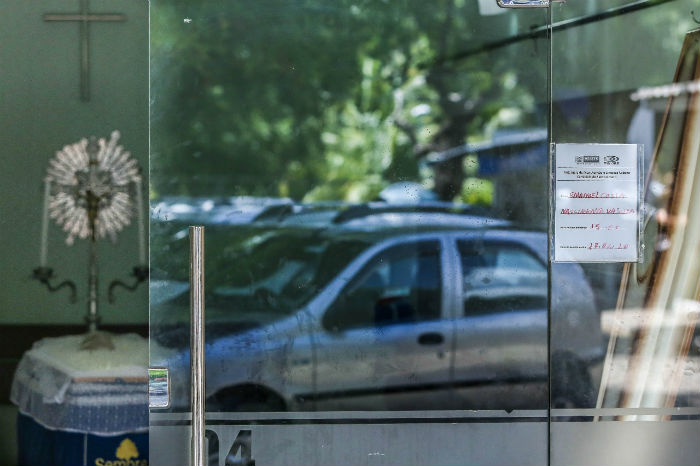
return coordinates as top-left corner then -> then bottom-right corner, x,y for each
552,143 -> 642,263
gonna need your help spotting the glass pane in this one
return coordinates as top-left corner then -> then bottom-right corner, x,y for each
149,1 -> 550,464
550,1 -> 700,465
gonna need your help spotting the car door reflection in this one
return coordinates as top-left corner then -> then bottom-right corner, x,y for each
312,241 -> 454,410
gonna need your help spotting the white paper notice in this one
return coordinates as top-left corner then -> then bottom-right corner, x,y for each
553,143 -> 641,262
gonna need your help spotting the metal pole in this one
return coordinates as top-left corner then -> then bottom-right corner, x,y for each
190,226 -> 205,466
87,236 -> 99,332
86,138 -> 100,332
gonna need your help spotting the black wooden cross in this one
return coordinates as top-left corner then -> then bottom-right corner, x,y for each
44,0 -> 127,101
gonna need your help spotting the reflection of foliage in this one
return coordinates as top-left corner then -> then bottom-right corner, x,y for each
459,177 -> 493,206
152,1 -> 694,202
305,100 -> 395,202
151,0 -> 546,201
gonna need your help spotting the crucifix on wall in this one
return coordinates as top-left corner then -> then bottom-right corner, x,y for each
44,0 -> 127,102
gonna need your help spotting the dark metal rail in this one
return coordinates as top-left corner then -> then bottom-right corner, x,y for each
437,0 -> 677,64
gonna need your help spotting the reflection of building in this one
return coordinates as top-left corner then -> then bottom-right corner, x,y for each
426,128 -> 548,228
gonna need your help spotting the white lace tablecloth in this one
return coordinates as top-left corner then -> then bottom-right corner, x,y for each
10,333 -> 148,435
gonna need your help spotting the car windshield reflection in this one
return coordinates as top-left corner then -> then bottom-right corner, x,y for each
207,233 -> 372,313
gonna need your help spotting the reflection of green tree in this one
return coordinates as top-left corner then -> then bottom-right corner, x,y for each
150,1 -> 545,201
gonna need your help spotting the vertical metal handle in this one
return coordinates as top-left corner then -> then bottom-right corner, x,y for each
190,226 -> 205,466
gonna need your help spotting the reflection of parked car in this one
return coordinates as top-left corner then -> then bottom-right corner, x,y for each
152,206 -> 603,412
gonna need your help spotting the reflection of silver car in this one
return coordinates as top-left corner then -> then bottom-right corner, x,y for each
155,211 -> 603,412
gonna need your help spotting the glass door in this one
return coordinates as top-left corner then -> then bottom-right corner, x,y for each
148,1 -> 553,464
549,1 -> 700,465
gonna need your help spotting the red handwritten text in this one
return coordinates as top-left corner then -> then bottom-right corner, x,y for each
560,208 -> 636,215
568,191 -> 627,199
588,242 -> 630,250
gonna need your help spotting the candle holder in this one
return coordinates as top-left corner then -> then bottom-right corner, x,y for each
108,265 -> 149,303
32,266 -> 77,303
35,131 -> 146,336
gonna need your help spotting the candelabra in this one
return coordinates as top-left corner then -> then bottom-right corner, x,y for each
33,131 -> 148,334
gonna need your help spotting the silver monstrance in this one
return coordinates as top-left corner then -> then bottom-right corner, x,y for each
33,131 -> 147,337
